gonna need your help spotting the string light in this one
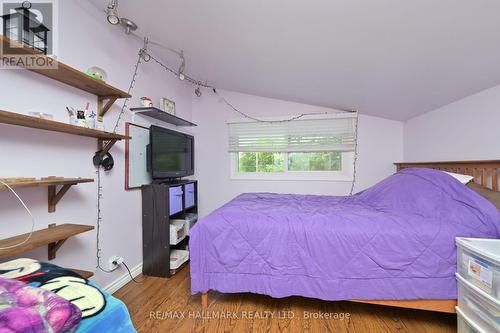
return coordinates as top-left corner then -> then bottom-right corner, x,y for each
95,167 -> 113,273
111,42 -> 359,197
195,86 -> 202,97
112,40 -> 146,133
349,115 -> 359,195
178,50 -> 186,80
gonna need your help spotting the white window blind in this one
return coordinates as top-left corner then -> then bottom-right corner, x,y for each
228,113 -> 357,153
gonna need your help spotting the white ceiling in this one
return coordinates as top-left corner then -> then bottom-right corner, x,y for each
90,0 -> 500,120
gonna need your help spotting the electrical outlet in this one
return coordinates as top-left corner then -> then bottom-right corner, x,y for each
108,255 -> 124,271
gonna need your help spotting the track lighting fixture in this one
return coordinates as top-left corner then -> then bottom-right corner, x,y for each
106,0 -> 120,25
105,0 -> 138,35
120,18 -> 137,34
195,86 -> 202,97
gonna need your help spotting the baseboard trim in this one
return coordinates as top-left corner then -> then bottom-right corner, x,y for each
103,262 -> 142,295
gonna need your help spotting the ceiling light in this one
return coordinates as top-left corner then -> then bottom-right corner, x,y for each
106,0 -> 120,25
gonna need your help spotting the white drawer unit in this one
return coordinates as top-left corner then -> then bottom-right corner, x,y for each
457,238 -> 500,299
170,219 -> 187,245
170,249 -> 189,270
457,274 -> 500,333
169,186 -> 183,216
184,182 -> 196,208
457,307 -> 487,333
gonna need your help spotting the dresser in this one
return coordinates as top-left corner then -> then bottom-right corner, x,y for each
456,238 -> 500,333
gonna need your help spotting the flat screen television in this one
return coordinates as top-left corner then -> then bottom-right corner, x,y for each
147,125 -> 194,179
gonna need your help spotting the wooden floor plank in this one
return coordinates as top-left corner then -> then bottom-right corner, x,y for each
115,265 -> 456,333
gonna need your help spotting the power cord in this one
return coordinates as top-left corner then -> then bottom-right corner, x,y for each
0,180 -> 35,250
122,261 -> 143,284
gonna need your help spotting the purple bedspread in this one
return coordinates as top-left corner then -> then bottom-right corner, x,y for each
189,168 -> 500,300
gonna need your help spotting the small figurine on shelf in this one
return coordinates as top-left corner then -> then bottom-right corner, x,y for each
86,66 -> 108,82
140,97 -> 153,107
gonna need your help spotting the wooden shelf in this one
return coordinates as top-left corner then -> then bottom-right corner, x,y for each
0,177 -> 93,190
0,110 -> 128,140
131,107 -> 197,127
0,177 -> 94,213
0,110 -> 130,156
0,223 -> 94,260
0,35 -> 131,119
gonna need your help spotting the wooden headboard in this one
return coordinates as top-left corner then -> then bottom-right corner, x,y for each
394,160 -> 500,191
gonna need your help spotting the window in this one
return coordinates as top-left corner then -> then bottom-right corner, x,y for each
238,152 -> 285,172
228,113 -> 357,181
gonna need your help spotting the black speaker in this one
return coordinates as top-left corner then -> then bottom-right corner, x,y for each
93,151 -> 114,171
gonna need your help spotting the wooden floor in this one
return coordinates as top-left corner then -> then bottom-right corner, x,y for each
115,266 -> 457,333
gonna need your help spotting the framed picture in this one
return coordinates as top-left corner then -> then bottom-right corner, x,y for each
160,97 -> 176,115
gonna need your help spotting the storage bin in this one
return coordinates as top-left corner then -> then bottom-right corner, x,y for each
185,183 -> 195,208
169,186 -> 183,216
170,219 -> 187,245
457,307 -> 487,333
456,237 -> 500,299
170,249 -> 189,270
457,273 -> 500,333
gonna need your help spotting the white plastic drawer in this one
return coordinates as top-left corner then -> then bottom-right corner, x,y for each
185,183 -> 195,208
170,219 -> 187,245
169,186 -> 183,216
457,238 -> 500,299
457,307 -> 486,333
170,249 -> 189,270
457,274 -> 500,333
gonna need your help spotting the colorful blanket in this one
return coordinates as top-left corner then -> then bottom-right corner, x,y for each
0,259 -> 136,333
0,276 -> 81,332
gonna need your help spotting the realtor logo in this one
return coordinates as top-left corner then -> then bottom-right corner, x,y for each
0,0 -> 58,69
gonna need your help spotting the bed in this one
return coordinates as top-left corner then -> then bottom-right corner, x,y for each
189,160 -> 500,313
0,258 -> 136,332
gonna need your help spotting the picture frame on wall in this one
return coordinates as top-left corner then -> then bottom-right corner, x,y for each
160,97 -> 176,115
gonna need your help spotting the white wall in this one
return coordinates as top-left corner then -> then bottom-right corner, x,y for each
192,90 -> 404,217
0,1 -> 193,288
404,84 -> 500,161
0,2 -> 405,289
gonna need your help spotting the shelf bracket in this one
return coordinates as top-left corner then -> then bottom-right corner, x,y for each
97,139 -> 118,156
47,223 -> 68,260
48,184 -> 74,213
97,96 -> 119,121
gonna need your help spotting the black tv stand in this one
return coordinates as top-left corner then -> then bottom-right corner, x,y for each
141,180 -> 198,278
152,177 -> 183,184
